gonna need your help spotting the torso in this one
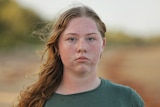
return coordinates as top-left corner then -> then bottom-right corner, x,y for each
44,78 -> 144,107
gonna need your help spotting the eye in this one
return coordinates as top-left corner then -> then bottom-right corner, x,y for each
67,37 -> 77,42
87,37 -> 95,42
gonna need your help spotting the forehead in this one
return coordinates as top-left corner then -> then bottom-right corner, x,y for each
68,17 -> 96,27
63,17 -> 99,34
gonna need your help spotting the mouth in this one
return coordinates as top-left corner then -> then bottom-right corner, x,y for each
76,56 -> 89,62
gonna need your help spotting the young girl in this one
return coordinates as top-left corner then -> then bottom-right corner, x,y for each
17,4 -> 144,107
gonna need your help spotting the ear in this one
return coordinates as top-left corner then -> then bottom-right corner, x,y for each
99,38 -> 106,58
102,37 -> 106,51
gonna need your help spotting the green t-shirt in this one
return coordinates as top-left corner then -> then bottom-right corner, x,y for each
44,79 -> 144,107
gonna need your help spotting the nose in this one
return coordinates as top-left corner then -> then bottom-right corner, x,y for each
77,39 -> 87,53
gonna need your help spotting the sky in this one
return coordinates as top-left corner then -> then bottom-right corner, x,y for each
15,0 -> 160,37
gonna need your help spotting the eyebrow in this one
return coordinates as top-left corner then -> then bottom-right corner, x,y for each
65,32 -> 98,36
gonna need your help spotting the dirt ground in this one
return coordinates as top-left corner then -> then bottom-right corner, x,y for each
0,45 -> 160,107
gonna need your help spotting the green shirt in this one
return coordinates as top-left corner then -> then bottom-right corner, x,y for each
44,79 -> 144,107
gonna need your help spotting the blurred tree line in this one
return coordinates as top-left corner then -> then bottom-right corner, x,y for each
0,0 -> 43,50
0,0 -> 160,51
106,31 -> 160,47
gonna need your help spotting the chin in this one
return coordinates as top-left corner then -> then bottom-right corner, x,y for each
75,66 -> 91,75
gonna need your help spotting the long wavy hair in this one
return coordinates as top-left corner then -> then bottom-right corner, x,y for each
16,4 -> 106,107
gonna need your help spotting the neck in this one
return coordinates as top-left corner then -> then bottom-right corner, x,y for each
56,71 -> 100,95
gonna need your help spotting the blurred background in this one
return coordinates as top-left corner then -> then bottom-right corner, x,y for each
0,0 -> 160,107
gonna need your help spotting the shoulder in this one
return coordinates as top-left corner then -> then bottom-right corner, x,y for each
101,78 -> 144,107
101,78 -> 132,93
101,78 -> 140,96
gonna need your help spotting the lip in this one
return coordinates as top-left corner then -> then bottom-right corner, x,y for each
76,56 -> 89,61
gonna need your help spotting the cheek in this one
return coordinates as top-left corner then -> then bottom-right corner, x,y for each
59,48 -> 70,65
58,43 -> 67,60
91,43 -> 103,54
90,44 -> 103,59
59,44 -> 75,62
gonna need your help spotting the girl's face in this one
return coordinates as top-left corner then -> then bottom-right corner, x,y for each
58,17 -> 106,76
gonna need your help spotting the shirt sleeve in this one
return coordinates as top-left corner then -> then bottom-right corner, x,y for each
130,89 -> 144,107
